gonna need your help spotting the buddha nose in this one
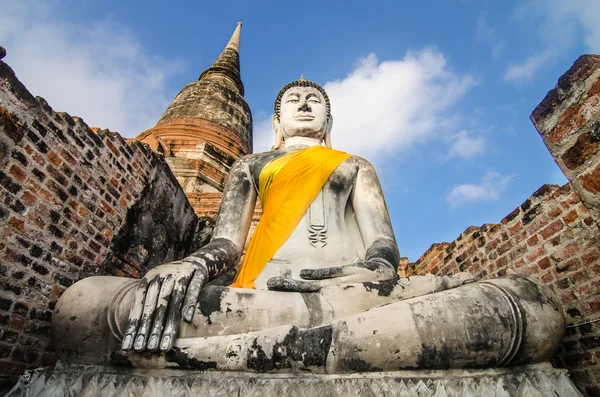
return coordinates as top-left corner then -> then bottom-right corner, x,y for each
298,100 -> 311,112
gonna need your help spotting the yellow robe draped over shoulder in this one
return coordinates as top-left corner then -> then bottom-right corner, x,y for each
231,145 -> 351,289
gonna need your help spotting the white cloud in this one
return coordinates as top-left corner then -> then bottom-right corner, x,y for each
504,49 -> 554,83
445,130 -> 485,159
474,15 -> 507,60
0,1 -> 184,137
447,171 -> 514,207
506,0 -> 600,83
254,49 -> 476,158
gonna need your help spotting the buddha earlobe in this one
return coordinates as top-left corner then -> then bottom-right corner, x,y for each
271,115 -> 284,150
324,117 -> 333,148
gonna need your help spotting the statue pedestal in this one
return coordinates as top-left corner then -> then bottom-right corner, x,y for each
7,362 -> 581,396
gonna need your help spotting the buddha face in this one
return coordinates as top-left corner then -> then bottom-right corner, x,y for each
276,86 -> 329,141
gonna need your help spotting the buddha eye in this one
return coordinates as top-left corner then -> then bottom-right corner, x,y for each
286,97 -> 299,103
308,98 -> 321,103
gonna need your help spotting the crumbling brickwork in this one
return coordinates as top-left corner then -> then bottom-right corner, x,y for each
403,55 -> 600,396
0,60 -> 198,391
531,55 -> 600,226
402,183 -> 600,394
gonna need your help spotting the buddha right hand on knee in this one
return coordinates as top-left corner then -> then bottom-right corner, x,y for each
120,259 -> 208,353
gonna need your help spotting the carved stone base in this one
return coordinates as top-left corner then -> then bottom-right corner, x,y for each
7,362 -> 582,397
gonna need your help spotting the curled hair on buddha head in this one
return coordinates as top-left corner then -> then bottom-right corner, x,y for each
271,75 -> 333,150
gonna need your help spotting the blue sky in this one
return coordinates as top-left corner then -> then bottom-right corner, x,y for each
1,0 -> 598,260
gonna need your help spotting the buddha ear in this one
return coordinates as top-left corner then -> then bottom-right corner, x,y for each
324,116 -> 333,148
271,115 -> 284,150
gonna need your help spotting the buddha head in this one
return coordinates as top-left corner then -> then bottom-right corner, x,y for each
272,76 -> 333,150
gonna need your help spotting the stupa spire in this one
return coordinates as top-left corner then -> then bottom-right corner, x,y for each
199,22 -> 244,95
225,21 -> 242,52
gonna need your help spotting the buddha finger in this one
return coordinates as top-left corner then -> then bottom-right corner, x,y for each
133,276 -> 162,351
121,277 -> 151,350
182,266 -> 208,322
267,277 -> 323,292
160,275 -> 190,352
147,276 -> 175,351
299,266 -> 345,280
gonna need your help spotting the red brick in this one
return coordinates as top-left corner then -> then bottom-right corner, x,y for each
514,258 -> 526,268
527,235 -> 539,247
526,246 -> 544,262
557,258 -> 581,273
9,164 -> 27,182
580,163 -> 600,194
105,139 -> 120,156
21,191 -> 37,206
537,257 -> 551,269
49,285 -> 65,297
540,271 -> 554,283
554,243 -> 580,261
583,298 -> 600,316
575,283 -> 595,300
569,269 -> 590,284
47,151 -> 62,166
539,220 -> 564,240
582,249 -> 600,265
561,290 -> 578,303
508,222 -> 523,235
562,209 -> 579,224
8,217 -> 25,232
8,316 -> 26,330
548,207 -> 562,218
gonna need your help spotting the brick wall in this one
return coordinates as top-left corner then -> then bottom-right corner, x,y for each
402,183 -> 600,394
531,55 -> 600,227
403,55 -> 600,396
0,60 -> 198,391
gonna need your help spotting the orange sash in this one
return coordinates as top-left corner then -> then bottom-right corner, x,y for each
231,145 -> 351,289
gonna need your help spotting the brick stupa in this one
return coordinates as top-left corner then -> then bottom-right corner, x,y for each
135,22 -> 252,218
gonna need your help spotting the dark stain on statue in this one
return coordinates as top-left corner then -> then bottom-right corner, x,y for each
249,151 -> 288,189
247,338 -> 274,372
292,325 -> 332,368
272,328 -> 296,370
199,285 -> 227,324
417,344 -> 453,369
328,172 -> 348,195
362,279 -> 397,297
166,347 -> 217,370
110,350 -> 133,367
506,275 -> 557,309
338,357 -> 382,372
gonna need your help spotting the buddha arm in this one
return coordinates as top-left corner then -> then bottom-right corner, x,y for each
121,158 -> 257,353
351,157 -> 400,272
189,158 -> 257,279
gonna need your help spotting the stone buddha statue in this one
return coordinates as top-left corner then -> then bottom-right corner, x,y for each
52,77 -> 565,373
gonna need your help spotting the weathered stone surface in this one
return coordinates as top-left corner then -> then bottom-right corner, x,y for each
7,363 -> 582,397
106,159 -> 200,274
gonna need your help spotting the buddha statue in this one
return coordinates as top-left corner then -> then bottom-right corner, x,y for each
52,77 -> 565,373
